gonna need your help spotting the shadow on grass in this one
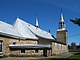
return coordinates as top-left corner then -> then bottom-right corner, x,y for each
74,53 -> 80,55
67,52 -> 80,60
37,58 -> 80,60
36,52 -> 80,60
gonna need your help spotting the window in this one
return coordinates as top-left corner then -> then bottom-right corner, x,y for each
35,50 -> 38,53
0,41 -> 3,52
13,42 -> 16,45
21,49 -> 25,53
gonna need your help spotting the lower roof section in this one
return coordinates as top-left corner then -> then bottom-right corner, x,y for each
9,44 -> 51,49
0,32 -> 26,39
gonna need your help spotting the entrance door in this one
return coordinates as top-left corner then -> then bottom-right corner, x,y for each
43,49 -> 47,57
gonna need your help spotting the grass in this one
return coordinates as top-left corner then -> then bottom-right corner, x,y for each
68,53 -> 80,59
36,52 -> 80,60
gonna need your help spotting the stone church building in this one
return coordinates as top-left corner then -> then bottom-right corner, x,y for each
0,13 -> 68,57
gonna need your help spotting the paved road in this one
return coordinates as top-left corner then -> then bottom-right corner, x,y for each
0,53 -> 73,60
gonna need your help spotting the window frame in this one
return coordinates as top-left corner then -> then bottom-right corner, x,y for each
0,40 -> 3,53
21,49 -> 25,53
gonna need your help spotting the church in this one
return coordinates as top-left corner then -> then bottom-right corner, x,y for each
0,13 -> 68,57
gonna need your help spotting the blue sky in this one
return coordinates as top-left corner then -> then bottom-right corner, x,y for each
0,0 -> 80,45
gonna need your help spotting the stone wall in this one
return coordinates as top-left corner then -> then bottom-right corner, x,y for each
57,30 -> 68,44
57,31 -> 65,42
0,36 -> 38,57
0,37 -> 10,57
9,39 -> 38,45
38,37 -> 52,44
0,36 -> 52,57
0,36 -> 68,57
10,50 -> 40,57
52,42 -> 68,55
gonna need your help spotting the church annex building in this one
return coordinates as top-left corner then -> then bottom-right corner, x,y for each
0,13 -> 68,57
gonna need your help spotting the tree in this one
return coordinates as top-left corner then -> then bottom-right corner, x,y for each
70,42 -> 77,51
70,18 -> 80,26
68,45 -> 70,49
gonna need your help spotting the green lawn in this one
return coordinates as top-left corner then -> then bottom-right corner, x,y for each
37,52 -> 80,60
68,53 -> 80,59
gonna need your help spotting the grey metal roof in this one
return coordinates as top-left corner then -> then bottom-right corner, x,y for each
0,18 -> 54,40
9,44 -> 51,49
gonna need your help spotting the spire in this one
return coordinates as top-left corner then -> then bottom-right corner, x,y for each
60,8 -> 64,22
61,13 -> 64,22
35,17 -> 39,28
58,9 -> 66,30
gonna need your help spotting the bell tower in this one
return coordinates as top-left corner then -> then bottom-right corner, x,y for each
57,13 -> 68,45
59,13 -> 66,30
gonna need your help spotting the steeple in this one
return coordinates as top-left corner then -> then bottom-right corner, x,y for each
57,10 -> 68,52
61,13 -> 64,22
58,12 -> 66,30
35,17 -> 39,28
60,8 -> 64,22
